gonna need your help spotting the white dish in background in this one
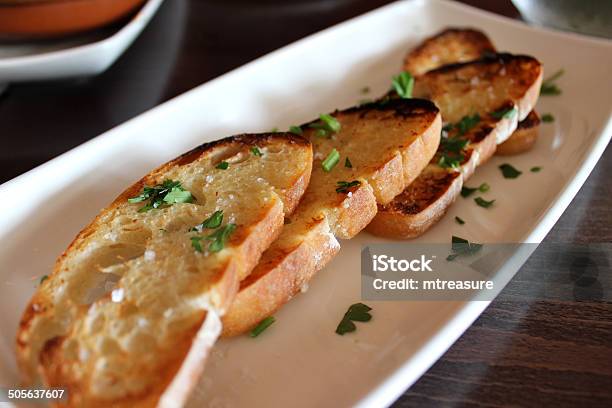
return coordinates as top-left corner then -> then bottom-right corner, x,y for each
0,0 -> 610,407
0,0 -> 163,83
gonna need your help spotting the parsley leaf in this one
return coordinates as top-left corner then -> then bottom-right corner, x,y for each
540,69 -> 564,96
360,86 -> 370,94
336,303 -> 372,335
455,216 -> 465,225
163,187 -> 193,204
191,210 -> 224,232
206,223 -> 236,252
128,180 -> 192,212
491,107 -> 517,119
289,125 -> 303,135
39,275 -> 48,285
541,113 -> 554,123
322,148 -> 340,172
499,163 -> 522,179
531,166 -> 542,173
447,235 -> 483,261
216,161 -> 229,170
392,71 -> 414,99
461,186 -> 478,198
250,316 -> 275,337
438,135 -> 469,169
308,114 -> 341,137
345,157 -> 353,168
336,180 -> 361,193
251,146 -> 262,157
474,197 -> 495,208
191,236 -> 204,253
456,114 -> 481,136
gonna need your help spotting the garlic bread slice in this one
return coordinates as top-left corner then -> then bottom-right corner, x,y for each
16,133 -> 312,407
222,99 -> 441,336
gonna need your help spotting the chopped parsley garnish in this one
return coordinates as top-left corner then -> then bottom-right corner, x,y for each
447,236 -> 482,261
191,210 -> 224,232
491,107 -> 517,119
250,316 -> 276,337
455,216 -> 465,225
499,163 -> 522,179
322,148 -> 340,172
206,223 -> 236,252
128,179 -> 193,212
191,219 -> 236,253
336,180 -> 361,193
461,183 -> 489,198
392,71 -> 414,99
270,127 -> 279,132
438,135 -> 469,169
345,157 -> 353,168
531,166 -> 542,173
308,114 -> 341,137
540,69 -> 564,96
216,161 -> 229,170
289,125 -> 303,135
336,303 -> 372,335
164,187 -> 193,204
461,186 -> 477,197
39,275 -> 48,285
191,236 -> 204,253
445,114 -> 480,137
360,86 -> 370,94
474,197 -> 495,208
541,113 -> 554,123
251,146 -> 262,156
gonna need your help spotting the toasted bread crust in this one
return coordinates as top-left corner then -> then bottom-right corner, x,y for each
370,46 -> 542,239
497,110 -> 540,155
404,28 -> 541,155
16,133 -> 312,407
403,28 -> 495,76
367,165 -> 463,239
222,100 -> 442,336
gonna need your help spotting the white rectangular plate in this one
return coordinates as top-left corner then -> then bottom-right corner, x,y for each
1,0 -> 610,407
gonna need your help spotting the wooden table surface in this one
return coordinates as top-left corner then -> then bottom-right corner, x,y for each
1,0 -> 610,406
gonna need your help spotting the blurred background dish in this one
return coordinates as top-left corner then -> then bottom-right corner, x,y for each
0,0 -> 163,84
511,0 -> 612,39
0,0 -> 147,39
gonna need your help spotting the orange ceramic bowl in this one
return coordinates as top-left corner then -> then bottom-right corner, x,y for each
0,0 -> 147,38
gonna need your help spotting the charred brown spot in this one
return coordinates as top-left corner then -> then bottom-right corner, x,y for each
518,111 -> 541,129
386,170 -> 460,215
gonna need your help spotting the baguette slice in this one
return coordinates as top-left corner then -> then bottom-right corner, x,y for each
16,133 -> 313,407
403,27 -> 495,76
367,53 -> 542,239
496,110 -> 540,155
404,27 -> 540,155
222,99 -> 441,336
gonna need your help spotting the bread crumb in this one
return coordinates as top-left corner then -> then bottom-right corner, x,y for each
300,283 -> 309,293
163,308 -> 173,318
205,175 -> 214,183
314,152 -> 324,160
111,288 -> 124,303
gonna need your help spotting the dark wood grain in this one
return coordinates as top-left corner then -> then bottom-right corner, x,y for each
0,1 -> 610,406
